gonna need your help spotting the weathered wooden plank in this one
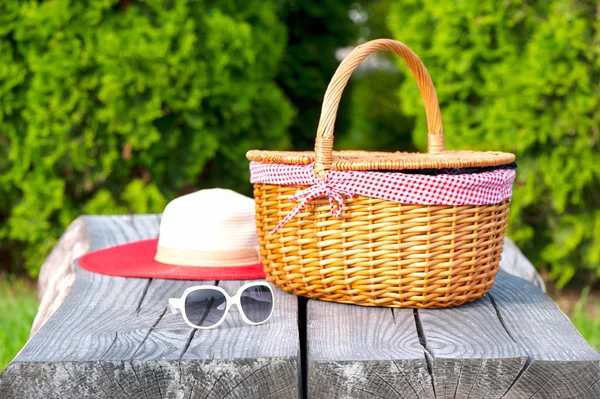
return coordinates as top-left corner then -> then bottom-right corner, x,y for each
304,239 -> 544,399
417,293 -> 528,399
7,211 -> 594,399
32,217 -> 545,340
499,237 -> 546,292
307,301 -> 435,399
490,270 -> 600,398
31,216 -> 88,336
1,215 -> 300,398
3,359 -> 298,399
579,368 -> 600,399
31,214 -> 162,335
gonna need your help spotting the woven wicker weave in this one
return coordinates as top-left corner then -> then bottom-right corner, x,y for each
248,39 -> 515,308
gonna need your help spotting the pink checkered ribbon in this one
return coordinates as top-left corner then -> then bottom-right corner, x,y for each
270,172 -> 357,234
250,161 -> 515,234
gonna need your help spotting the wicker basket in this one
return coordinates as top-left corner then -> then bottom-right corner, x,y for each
247,39 -> 516,308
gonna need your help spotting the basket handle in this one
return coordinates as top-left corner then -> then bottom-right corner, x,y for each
314,39 -> 444,178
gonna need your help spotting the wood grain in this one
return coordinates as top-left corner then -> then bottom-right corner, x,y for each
490,270 -> 600,398
32,216 -> 89,336
498,237 -> 545,292
31,215 -> 162,335
306,272 -> 594,399
5,213 -> 597,399
307,301 -> 435,399
31,214 -> 544,338
417,294 -> 527,399
1,215 -> 300,398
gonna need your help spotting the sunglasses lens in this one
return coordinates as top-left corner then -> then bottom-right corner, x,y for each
184,288 -> 227,328
240,285 -> 274,324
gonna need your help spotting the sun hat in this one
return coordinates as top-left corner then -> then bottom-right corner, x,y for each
78,188 -> 265,280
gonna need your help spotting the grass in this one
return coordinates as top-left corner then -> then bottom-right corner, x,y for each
570,287 -> 600,351
0,274 -> 38,371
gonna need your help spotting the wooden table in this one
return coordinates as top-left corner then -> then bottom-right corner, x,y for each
1,215 -> 598,398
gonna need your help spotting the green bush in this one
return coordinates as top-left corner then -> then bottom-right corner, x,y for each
337,0 -> 416,153
388,0 -> 600,286
276,0 -> 359,151
0,0 -> 294,276
338,67 -> 415,152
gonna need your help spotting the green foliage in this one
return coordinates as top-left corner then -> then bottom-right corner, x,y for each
338,68 -> 415,152
0,0 -> 294,276
0,274 -> 38,371
338,0 -> 416,153
387,0 -> 600,286
276,0 -> 359,150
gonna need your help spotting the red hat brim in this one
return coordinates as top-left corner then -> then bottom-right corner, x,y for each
78,238 -> 266,280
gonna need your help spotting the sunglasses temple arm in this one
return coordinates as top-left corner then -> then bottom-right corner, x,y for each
168,298 -> 181,314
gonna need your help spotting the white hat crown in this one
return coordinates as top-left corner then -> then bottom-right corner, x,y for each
155,189 -> 260,267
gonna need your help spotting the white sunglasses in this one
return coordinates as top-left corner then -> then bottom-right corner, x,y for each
168,282 -> 275,329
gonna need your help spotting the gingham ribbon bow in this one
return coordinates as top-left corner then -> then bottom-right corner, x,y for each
269,173 -> 356,235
